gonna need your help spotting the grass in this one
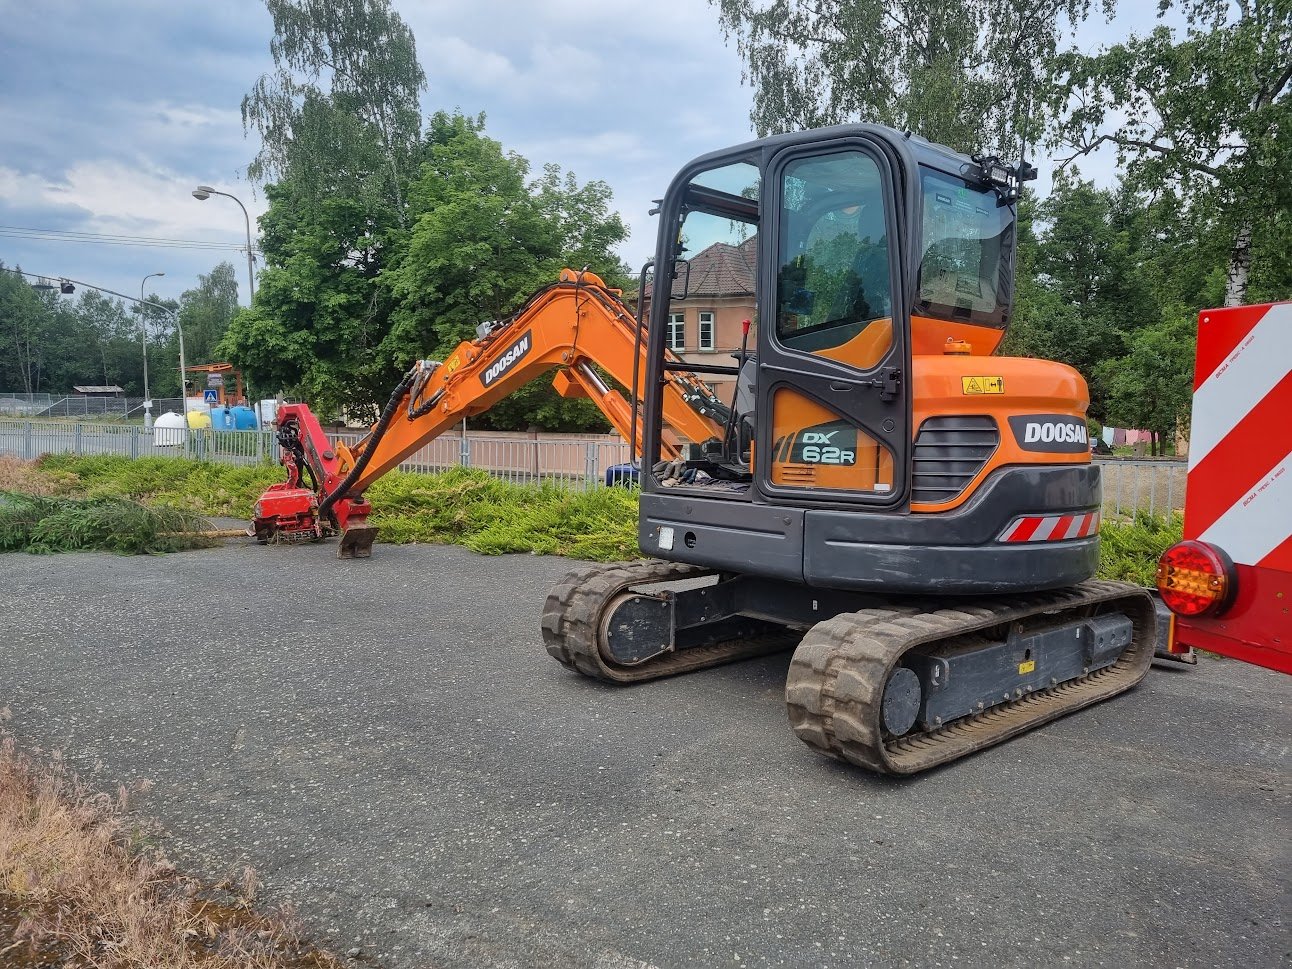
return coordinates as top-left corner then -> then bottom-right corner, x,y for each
368,467 -> 640,560
35,453 -> 282,519
8,454 -> 1180,581
0,731 -> 344,968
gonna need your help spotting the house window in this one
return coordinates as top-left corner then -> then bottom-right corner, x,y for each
668,312 -> 686,351
698,311 -> 715,351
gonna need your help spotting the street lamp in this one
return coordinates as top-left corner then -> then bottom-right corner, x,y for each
139,271 -> 164,428
192,186 -> 256,304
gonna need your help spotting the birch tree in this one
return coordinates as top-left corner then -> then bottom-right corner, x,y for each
711,0 -> 1107,157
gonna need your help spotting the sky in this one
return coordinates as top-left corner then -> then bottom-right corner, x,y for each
0,0 -> 1162,314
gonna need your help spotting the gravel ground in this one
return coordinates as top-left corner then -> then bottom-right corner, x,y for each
2,540 -> 1288,969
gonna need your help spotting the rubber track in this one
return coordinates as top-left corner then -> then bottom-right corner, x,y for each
542,560 -> 797,684
785,580 -> 1157,775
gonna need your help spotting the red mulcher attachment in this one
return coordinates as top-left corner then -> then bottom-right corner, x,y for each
249,482 -> 323,544
249,403 -> 376,557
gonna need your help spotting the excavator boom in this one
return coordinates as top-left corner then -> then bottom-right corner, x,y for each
251,269 -> 728,554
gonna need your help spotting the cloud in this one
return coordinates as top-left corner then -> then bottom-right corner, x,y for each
0,160 -> 263,240
422,35 -> 520,90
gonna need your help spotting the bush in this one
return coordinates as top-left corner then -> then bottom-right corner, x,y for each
1097,512 -> 1183,586
367,468 -> 639,560
35,454 -> 281,518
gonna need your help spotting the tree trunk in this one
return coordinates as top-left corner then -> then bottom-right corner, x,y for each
1224,220 -> 1252,307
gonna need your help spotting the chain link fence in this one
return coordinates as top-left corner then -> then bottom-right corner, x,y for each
0,394 -> 187,419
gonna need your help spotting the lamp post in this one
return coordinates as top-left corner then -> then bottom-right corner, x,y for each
191,186 -> 256,304
175,315 -> 188,420
139,271 -> 164,428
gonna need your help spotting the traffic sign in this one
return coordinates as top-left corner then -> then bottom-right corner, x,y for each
203,389 -> 219,403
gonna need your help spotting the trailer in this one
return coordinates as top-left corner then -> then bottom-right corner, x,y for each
1155,301 -> 1291,673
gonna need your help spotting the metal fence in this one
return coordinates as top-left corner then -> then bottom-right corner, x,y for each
0,418 -> 632,490
0,418 -> 1188,509
1095,458 -> 1187,519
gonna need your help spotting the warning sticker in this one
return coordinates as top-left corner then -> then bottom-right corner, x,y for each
962,376 -> 1004,395
1018,659 -> 1036,675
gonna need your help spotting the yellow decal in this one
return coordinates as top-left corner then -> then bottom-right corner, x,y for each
962,376 -> 1004,395
444,355 -> 461,375
1018,659 -> 1036,675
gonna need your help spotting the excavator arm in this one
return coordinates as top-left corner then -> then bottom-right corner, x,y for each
252,269 -> 730,556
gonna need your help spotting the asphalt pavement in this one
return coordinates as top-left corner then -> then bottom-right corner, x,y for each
2,540 -> 1288,969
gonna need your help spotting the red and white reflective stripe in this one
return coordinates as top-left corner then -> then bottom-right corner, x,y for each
1185,302 -> 1292,570
999,511 -> 1099,543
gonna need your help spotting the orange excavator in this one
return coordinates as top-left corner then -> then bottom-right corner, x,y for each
253,122 -> 1157,775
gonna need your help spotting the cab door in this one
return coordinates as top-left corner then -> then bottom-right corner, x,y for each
755,140 -> 910,507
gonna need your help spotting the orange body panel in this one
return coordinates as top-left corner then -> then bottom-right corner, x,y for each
815,318 -> 894,370
910,315 -> 1007,356
768,313 -> 1087,510
908,354 -> 1090,512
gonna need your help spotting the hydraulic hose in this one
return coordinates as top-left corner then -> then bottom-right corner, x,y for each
318,368 -> 417,521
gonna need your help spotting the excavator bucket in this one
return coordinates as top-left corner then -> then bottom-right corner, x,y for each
337,524 -> 377,559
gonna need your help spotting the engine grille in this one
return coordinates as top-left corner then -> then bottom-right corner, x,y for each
912,416 -> 999,504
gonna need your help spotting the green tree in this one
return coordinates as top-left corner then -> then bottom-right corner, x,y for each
1006,178 -> 1158,419
1098,309 -> 1196,453
218,180 -> 397,417
382,113 -> 628,431
0,266 -> 55,395
222,111 -> 629,429
1050,0 -> 1292,305
177,262 -> 241,365
712,0 -> 1105,156
226,0 -> 427,419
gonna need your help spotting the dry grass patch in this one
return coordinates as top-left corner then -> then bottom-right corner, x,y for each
0,731 -> 346,968
0,456 -> 74,497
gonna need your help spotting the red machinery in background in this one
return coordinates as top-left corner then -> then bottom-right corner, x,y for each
1155,301 -> 1291,673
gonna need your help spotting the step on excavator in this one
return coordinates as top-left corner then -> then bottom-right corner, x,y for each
252,123 -> 1157,775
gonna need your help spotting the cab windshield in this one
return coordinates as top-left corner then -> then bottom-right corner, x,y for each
917,169 -> 1014,328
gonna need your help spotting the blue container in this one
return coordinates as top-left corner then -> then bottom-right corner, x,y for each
210,406 -> 235,430
604,463 -> 640,487
231,405 -> 258,430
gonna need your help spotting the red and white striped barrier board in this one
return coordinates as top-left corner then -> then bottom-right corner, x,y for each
1176,301 -> 1291,671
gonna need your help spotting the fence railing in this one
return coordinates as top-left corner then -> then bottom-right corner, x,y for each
1095,458 -> 1187,519
0,418 -> 1188,509
0,418 -> 632,490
